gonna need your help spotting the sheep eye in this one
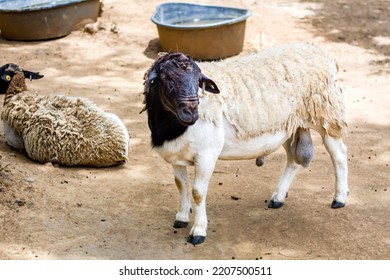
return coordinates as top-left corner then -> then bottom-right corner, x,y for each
5,75 -> 11,81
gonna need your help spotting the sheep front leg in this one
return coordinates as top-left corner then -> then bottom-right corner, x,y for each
187,155 -> 217,245
323,136 -> 349,208
173,165 -> 191,228
268,141 -> 300,208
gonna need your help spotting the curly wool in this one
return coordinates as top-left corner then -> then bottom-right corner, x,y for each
197,42 -> 347,139
2,74 -> 129,167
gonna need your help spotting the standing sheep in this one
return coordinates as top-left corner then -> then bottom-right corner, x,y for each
1,63 -> 129,167
142,42 -> 349,245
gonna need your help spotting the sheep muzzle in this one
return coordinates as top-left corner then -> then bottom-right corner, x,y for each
176,98 -> 199,126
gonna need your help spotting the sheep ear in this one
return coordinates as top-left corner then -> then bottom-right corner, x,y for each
200,74 -> 220,94
0,63 -> 10,74
144,68 -> 158,94
23,70 -> 44,81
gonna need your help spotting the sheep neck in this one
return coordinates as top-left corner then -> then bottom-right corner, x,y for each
146,87 -> 188,147
4,72 -> 27,106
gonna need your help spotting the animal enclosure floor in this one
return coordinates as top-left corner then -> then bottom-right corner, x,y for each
0,0 -> 389,260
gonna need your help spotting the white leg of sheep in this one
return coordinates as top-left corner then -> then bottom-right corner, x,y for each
323,135 -> 349,208
268,141 -> 300,208
186,153 -> 218,244
173,165 -> 191,228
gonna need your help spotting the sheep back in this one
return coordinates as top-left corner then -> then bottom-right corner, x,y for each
198,42 -> 346,139
2,92 -> 129,167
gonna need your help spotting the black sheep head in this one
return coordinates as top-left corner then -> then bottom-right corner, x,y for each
0,63 -> 44,94
144,52 -> 220,126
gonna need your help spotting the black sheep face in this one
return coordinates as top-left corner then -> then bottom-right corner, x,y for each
144,53 -> 220,126
0,63 -> 44,94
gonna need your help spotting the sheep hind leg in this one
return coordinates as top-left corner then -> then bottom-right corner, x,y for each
268,140 -> 300,208
173,165 -> 191,228
323,135 -> 349,208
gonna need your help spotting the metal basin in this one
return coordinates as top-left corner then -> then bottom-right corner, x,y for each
151,2 -> 251,60
0,0 -> 100,40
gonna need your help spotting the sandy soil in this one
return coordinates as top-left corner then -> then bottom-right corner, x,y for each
0,0 -> 389,260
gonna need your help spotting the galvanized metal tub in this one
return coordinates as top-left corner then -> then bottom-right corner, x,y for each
151,2 -> 251,60
0,0 -> 100,40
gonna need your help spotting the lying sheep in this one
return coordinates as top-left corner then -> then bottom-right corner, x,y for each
142,42 -> 349,245
1,63 -> 129,167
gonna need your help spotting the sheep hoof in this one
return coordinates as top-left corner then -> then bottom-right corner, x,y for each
173,220 -> 189,228
268,200 -> 284,208
187,235 -> 206,245
331,200 -> 345,209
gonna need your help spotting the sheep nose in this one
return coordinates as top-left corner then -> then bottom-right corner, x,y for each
187,101 -> 198,112
179,99 -> 199,113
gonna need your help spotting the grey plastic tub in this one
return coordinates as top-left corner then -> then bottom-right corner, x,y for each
0,0 -> 100,40
151,2 -> 251,60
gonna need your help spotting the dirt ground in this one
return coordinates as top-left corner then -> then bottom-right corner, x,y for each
0,0 -> 389,260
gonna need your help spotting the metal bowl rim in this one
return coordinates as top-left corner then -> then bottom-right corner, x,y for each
151,2 -> 251,29
0,0 -> 94,12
